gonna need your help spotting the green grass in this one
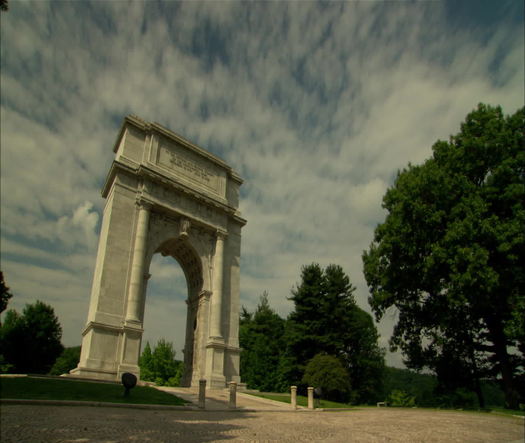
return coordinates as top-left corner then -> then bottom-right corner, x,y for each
489,407 -> 525,417
248,392 -> 525,416
0,376 -> 187,406
247,392 -> 354,409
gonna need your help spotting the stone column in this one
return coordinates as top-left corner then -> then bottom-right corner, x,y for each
209,231 -> 225,339
198,379 -> 206,409
229,382 -> 237,409
125,200 -> 151,322
307,387 -> 314,409
291,386 -> 297,410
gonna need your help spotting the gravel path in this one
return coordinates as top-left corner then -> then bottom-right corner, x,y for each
1,404 -> 523,442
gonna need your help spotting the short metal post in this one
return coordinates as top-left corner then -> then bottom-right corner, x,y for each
291,385 -> 297,409
198,379 -> 206,409
229,381 -> 237,409
307,387 -> 314,409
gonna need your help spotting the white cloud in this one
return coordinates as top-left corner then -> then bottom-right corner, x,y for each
57,202 -> 100,249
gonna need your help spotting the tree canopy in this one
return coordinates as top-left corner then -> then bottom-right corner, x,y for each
138,339 -> 184,386
0,300 -> 64,374
239,291 -> 285,391
283,263 -> 385,403
0,271 -> 13,315
302,353 -> 351,402
49,346 -> 81,376
363,103 -> 525,409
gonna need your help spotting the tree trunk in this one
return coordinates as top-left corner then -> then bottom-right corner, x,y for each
488,319 -> 518,409
467,336 -> 485,409
473,376 -> 485,409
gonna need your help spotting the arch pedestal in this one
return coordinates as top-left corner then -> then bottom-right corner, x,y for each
70,116 -> 246,388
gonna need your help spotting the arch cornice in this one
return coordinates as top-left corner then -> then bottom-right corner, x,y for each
114,115 -> 244,185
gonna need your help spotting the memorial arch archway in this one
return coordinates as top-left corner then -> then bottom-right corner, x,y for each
71,116 -> 246,388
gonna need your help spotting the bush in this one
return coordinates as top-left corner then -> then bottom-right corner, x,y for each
302,353 -> 351,402
138,339 -> 183,386
387,389 -> 416,407
436,388 -> 478,409
49,346 -> 81,375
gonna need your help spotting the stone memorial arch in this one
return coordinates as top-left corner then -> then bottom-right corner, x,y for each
71,115 -> 246,388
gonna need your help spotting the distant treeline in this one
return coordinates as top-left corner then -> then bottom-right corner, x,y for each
382,366 -> 505,408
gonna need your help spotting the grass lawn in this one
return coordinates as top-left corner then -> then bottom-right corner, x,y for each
0,376 -> 187,406
247,392 -> 354,409
247,392 -> 525,416
488,407 -> 525,417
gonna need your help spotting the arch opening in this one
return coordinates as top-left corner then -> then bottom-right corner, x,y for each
143,237 -> 205,386
141,254 -> 187,383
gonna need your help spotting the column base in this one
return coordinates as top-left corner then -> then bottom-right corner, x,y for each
117,363 -> 141,379
68,366 -> 119,382
205,340 -> 226,388
207,375 -> 227,389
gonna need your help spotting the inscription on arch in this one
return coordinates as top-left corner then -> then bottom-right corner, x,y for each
157,137 -> 226,197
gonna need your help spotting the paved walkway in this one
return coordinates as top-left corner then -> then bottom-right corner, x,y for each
155,386 -> 298,411
1,403 -> 523,442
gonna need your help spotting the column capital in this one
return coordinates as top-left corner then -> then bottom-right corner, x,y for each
135,197 -> 154,211
215,229 -> 228,240
199,290 -> 212,300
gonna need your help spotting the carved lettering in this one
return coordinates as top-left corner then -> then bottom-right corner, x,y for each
168,152 -> 212,184
158,139 -> 225,196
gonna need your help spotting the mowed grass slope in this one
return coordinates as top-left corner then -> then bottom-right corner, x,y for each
0,377 -> 187,406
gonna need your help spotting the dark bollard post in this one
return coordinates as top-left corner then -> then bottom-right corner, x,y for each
121,373 -> 137,398
198,379 -> 206,409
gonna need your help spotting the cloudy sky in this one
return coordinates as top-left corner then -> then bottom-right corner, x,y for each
1,0 -> 523,368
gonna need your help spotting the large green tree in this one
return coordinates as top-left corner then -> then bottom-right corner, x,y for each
363,104 -> 525,409
284,263 -> 385,403
0,301 -> 64,374
240,292 -> 286,391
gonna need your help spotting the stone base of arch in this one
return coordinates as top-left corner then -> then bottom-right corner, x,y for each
70,321 -> 240,389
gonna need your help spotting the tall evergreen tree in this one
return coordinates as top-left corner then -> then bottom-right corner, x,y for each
284,263 -> 384,402
138,339 -> 182,386
240,292 -> 286,391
